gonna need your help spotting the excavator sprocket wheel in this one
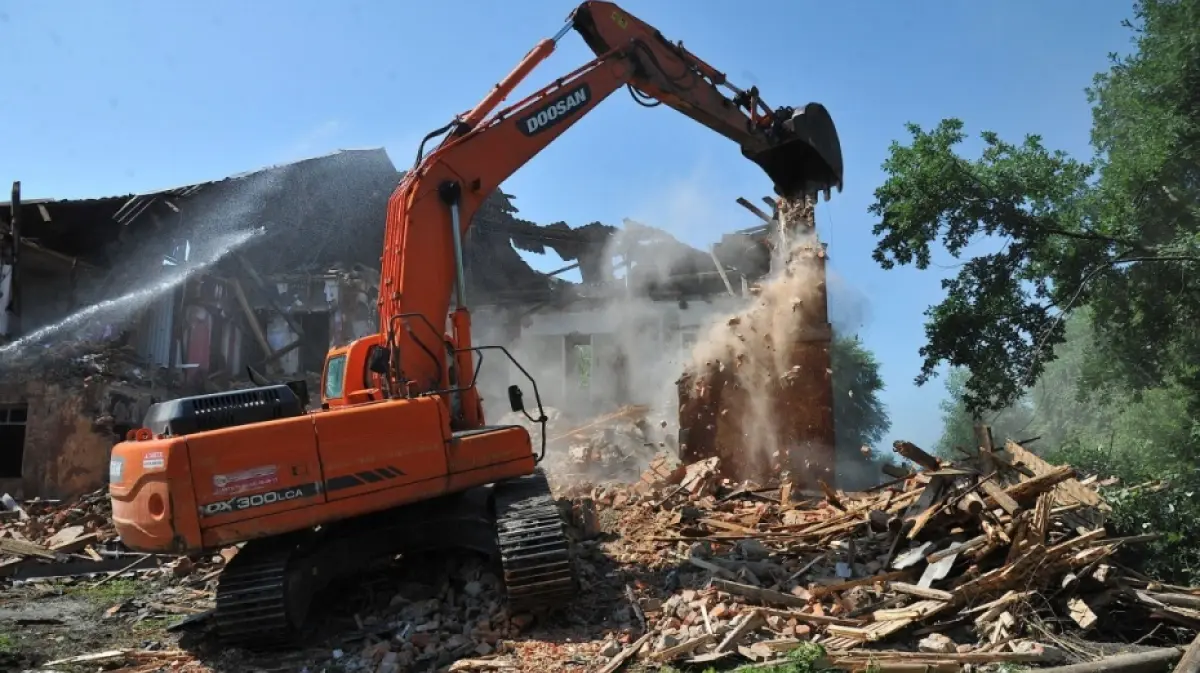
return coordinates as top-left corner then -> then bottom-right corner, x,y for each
493,469 -> 577,614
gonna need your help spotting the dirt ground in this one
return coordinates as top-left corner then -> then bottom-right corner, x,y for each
0,535 -> 677,673
0,578 -> 191,671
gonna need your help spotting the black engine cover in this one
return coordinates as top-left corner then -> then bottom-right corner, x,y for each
142,384 -> 305,437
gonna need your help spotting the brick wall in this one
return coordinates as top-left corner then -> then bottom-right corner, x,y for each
0,379 -> 133,500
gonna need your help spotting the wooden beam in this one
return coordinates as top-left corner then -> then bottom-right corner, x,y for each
230,277 -> 276,369
259,339 -> 303,367
235,254 -> 306,339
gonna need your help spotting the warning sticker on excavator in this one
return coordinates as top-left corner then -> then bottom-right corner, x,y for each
611,11 -> 628,29
213,465 -> 279,496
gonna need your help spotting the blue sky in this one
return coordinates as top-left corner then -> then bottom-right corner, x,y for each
2,1 -> 1136,450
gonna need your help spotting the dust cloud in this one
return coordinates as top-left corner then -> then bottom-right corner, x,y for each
477,222 -> 725,485
680,194 -> 834,485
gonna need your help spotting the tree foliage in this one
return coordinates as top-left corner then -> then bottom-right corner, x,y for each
884,0 -> 1200,583
934,368 -> 1033,459
831,336 -> 892,488
868,0 -> 1200,413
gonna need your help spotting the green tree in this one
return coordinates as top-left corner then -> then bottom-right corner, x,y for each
881,1 -> 1200,583
831,336 -> 892,488
934,368 -> 1033,459
866,0 -> 1200,414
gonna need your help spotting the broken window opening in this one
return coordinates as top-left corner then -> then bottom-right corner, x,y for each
299,311 -> 332,374
0,404 -> 28,479
564,334 -> 593,391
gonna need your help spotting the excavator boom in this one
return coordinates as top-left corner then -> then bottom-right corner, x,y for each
370,0 -> 844,411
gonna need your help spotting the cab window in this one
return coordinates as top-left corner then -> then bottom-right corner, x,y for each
324,354 -> 348,400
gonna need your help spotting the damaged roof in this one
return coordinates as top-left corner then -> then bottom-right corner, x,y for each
3,150 -> 774,304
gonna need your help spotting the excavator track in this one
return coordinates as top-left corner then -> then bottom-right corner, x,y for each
215,540 -> 309,647
494,469 -> 577,613
212,471 -> 577,647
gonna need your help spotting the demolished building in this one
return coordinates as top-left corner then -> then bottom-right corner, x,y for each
0,149 -> 808,500
0,150 -> 402,499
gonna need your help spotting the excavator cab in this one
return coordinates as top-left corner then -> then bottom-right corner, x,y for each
745,102 -> 844,200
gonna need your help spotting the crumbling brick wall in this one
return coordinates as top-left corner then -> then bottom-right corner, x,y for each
0,380 -> 116,499
676,195 -> 836,490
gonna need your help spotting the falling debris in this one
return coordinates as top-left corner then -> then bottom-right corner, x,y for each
678,193 -> 836,489
497,404 -> 678,485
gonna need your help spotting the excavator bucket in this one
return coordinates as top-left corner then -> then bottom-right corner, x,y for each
746,102 -> 844,199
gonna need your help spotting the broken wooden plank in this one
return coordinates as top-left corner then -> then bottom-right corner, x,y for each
701,517 -> 759,536
650,634 -> 714,662
1029,647 -> 1184,673
1174,630 -> 1200,673
892,441 -> 941,472
0,537 -> 55,559
810,570 -> 911,597
1005,465 -> 1077,503
905,474 -> 947,519
715,609 -> 765,653
12,554 -> 158,581
829,648 -> 1054,665
979,478 -> 1021,515
1006,440 -> 1106,510
597,632 -> 653,673
1029,491 -> 1053,546
448,659 -> 519,672
45,650 -> 129,666
926,536 -> 985,563
229,277 -> 279,369
759,606 -> 866,627
709,578 -> 807,608
888,582 -> 954,602
51,532 -> 101,554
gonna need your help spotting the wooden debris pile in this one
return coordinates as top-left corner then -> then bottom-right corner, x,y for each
0,488 -> 232,585
0,488 -> 121,577
501,404 -> 678,485
566,437 -> 1199,672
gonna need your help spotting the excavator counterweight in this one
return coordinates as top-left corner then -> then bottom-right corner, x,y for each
108,1 -> 844,648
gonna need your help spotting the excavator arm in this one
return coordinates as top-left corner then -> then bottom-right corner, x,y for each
570,2 -> 843,198
336,0 -> 844,422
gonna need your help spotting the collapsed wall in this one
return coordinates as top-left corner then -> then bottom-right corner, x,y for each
677,195 -> 836,489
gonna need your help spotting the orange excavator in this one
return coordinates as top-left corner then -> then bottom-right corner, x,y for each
107,0 -> 843,647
